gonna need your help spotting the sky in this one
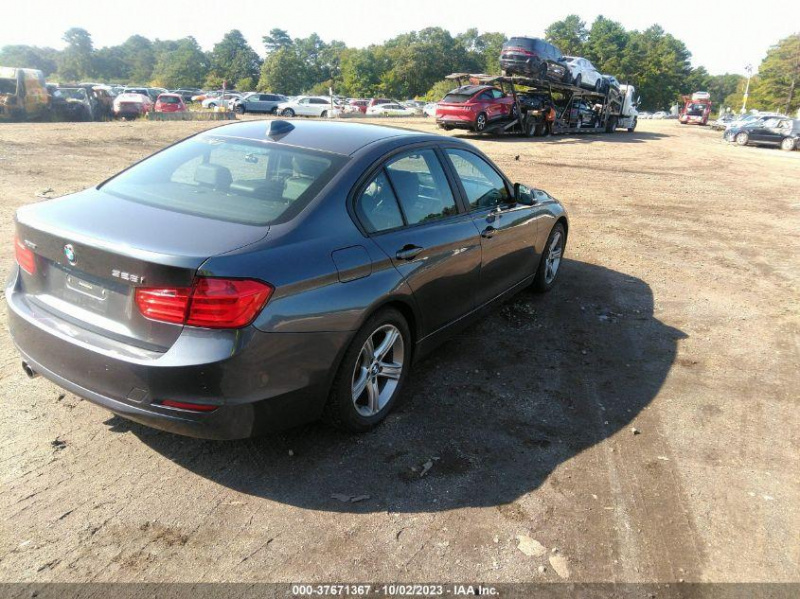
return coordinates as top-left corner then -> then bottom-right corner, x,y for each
3,0 -> 799,75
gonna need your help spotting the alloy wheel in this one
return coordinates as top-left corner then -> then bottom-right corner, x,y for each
351,324 -> 405,417
544,231 -> 563,284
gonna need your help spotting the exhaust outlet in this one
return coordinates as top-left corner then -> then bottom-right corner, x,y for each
22,361 -> 38,379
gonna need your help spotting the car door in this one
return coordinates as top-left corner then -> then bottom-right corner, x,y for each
443,147 -> 543,306
354,147 -> 482,334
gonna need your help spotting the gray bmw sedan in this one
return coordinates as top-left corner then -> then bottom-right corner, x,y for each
8,120 -> 568,439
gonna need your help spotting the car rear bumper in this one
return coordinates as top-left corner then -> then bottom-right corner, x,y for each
6,271 -> 351,439
436,115 -> 475,129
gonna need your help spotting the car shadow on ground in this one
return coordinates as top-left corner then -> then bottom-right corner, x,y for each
115,259 -> 686,513
455,130 -> 670,144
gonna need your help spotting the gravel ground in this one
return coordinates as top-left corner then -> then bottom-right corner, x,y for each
0,117 -> 798,583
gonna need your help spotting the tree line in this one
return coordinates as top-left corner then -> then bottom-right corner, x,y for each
1,19 -> 797,114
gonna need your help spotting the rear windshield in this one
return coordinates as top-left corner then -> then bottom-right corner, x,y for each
160,96 -> 181,104
100,134 -> 346,226
0,77 -> 17,94
442,93 -> 474,103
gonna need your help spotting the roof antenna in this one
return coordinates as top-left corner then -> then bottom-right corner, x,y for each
267,120 -> 295,139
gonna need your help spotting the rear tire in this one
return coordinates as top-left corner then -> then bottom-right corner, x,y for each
781,137 -> 796,151
320,110 -> 328,118
595,79 -> 603,92
282,108 -> 295,117
735,132 -> 749,146
323,308 -> 412,433
474,112 -> 488,132
627,117 -> 637,132
532,223 -> 566,293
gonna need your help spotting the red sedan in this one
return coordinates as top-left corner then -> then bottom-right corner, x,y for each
435,85 -> 517,132
154,93 -> 187,113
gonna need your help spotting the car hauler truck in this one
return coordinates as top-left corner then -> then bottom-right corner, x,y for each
441,73 -> 638,137
679,91 -> 712,125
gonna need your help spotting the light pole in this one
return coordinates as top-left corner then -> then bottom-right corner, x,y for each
741,64 -> 753,114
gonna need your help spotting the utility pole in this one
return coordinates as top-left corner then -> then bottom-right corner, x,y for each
741,64 -> 753,114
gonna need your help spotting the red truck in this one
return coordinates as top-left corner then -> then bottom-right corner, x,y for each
679,92 -> 712,125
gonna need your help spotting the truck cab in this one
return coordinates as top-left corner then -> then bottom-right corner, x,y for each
0,67 -> 49,121
618,85 -> 639,131
679,92 -> 712,125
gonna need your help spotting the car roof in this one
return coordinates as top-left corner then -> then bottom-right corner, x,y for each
204,119 -> 437,156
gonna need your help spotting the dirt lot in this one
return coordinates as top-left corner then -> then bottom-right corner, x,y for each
0,117 -> 798,584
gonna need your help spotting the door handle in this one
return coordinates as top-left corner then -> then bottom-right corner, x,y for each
481,226 -> 497,239
395,245 -> 424,260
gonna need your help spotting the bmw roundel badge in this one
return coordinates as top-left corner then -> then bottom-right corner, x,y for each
64,244 -> 76,265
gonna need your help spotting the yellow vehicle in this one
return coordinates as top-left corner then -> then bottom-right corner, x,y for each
0,67 -> 49,121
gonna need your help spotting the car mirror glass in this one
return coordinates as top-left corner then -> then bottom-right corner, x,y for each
514,183 -> 534,205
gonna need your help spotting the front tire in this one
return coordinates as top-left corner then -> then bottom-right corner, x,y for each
235,105 -> 245,114
533,223 -> 566,293
627,117 -> 637,132
323,308 -> 412,432
573,75 -> 581,88
735,132 -> 749,146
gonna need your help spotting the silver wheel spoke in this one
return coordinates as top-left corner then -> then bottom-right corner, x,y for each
379,362 -> 402,380
367,378 -> 381,413
374,329 -> 398,361
352,368 -> 369,401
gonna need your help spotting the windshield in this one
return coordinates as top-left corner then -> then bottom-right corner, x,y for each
0,77 -> 18,94
100,134 -> 346,226
58,88 -> 88,101
687,103 -> 706,116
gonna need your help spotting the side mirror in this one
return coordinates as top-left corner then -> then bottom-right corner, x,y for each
514,183 -> 535,205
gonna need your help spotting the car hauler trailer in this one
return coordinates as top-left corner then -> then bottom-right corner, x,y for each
441,73 -> 638,137
679,91 -> 712,125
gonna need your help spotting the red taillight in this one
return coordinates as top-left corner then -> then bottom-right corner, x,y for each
135,277 -> 273,329
159,400 -> 218,412
14,236 -> 36,275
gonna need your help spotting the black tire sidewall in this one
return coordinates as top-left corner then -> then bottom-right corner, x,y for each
324,308 -> 412,432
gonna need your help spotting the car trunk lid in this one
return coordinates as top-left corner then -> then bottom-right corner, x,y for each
15,188 -> 268,351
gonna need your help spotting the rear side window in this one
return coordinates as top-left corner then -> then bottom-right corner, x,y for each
355,171 -> 404,232
385,150 -> 458,225
101,135 -> 345,226
445,149 -> 510,210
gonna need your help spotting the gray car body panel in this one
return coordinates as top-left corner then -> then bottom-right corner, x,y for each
7,120 -> 568,439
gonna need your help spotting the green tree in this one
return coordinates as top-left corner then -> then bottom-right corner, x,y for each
209,30 -> 261,87
424,79 -> 456,102
0,45 -> 59,76
150,37 -> 209,88
258,46 -> 308,94
92,46 -> 127,82
545,15 -> 588,56
707,73 -> 744,112
479,32 -> 507,75
262,29 -> 293,54
118,35 -> 155,83
583,16 -> 628,74
339,47 -> 389,96
753,33 -> 800,114
58,27 -> 94,81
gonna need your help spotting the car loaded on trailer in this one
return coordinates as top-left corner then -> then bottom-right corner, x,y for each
436,72 -> 639,137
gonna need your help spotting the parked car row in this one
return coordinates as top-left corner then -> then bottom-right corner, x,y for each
723,114 -> 798,151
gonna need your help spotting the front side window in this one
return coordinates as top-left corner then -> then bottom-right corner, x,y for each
445,149 -> 510,210
385,150 -> 458,225
101,135 -> 344,226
